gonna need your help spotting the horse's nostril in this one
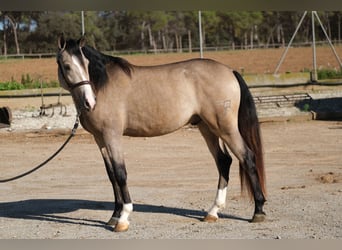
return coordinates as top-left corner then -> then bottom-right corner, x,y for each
84,100 -> 91,111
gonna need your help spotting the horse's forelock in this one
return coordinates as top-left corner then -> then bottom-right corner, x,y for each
65,39 -> 79,51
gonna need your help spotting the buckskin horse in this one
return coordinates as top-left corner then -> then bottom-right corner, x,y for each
56,35 -> 266,232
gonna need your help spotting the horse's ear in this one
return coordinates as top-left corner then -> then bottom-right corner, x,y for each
78,35 -> 86,48
58,33 -> 66,50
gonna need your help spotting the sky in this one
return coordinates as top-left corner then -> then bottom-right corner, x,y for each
0,19 -> 37,31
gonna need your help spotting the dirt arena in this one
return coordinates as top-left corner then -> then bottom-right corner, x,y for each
0,118 -> 341,239
0,47 -> 342,238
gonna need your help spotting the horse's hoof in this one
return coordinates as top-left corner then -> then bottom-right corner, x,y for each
251,213 -> 266,223
107,217 -> 119,226
114,222 -> 129,232
203,214 -> 218,223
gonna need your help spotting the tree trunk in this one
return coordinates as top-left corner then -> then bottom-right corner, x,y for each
147,24 -> 157,53
254,25 -> 259,47
231,25 -> 235,50
147,24 -> 153,47
244,32 -> 248,49
162,33 -> 167,52
188,29 -> 192,53
179,35 -> 182,53
175,32 -> 179,52
271,34 -> 279,48
280,25 -> 285,47
266,28 -> 273,48
321,12 -> 331,39
338,14 -> 341,44
266,25 -> 275,48
277,24 -> 285,47
5,14 -> 20,54
326,13 -> 332,39
203,27 -> 206,48
152,38 -> 157,53
141,21 -> 146,50
277,24 -> 281,44
2,17 -> 7,55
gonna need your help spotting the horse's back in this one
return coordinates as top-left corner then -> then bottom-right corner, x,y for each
127,57 -> 239,111
130,58 -> 239,96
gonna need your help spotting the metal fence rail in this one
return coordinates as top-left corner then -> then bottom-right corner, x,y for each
0,53 -> 56,60
254,93 -> 312,108
1,40 -> 341,60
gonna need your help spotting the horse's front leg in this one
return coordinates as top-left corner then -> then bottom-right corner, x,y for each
101,150 -> 123,226
96,136 -> 133,232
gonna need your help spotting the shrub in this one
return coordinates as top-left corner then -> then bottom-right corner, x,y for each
0,74 -> 60,91
317,68 -> 342,80
21,73 -> 33,85
0,81 -> 24,90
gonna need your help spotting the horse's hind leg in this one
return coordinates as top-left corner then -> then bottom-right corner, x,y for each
198,122 -> 233,222
219,130 -> 266,222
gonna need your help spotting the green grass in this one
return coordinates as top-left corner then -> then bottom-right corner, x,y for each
317,68 -> 342,80
0,73 -> 59,91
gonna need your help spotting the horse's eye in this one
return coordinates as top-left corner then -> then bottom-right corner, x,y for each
64,65 -> 71,71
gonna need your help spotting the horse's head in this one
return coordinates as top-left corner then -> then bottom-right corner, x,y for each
57,34 -> 96,112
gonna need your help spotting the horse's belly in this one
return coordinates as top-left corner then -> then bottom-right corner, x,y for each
123,109 -> 195,137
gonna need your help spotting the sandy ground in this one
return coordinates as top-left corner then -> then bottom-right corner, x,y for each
0,47 -> 342,239
0,115 -> 341,238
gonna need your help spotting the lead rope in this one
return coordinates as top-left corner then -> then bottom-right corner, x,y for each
0,114 -> 80,183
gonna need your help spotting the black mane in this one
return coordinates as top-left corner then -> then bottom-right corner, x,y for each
82,46 -> 133,89
64,39 -> 133,90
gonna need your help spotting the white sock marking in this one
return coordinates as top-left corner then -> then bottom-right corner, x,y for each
118,203 -> 133,224
208,187 -> 227,217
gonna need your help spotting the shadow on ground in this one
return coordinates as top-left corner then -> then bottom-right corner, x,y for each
296,97 -> 342,120
0,199 -> 248,231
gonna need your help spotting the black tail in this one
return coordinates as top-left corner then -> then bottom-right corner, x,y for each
233,70 -> 266,198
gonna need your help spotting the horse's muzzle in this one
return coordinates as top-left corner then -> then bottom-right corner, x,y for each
82,84 -> 97,112
83,95 -> 96,112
